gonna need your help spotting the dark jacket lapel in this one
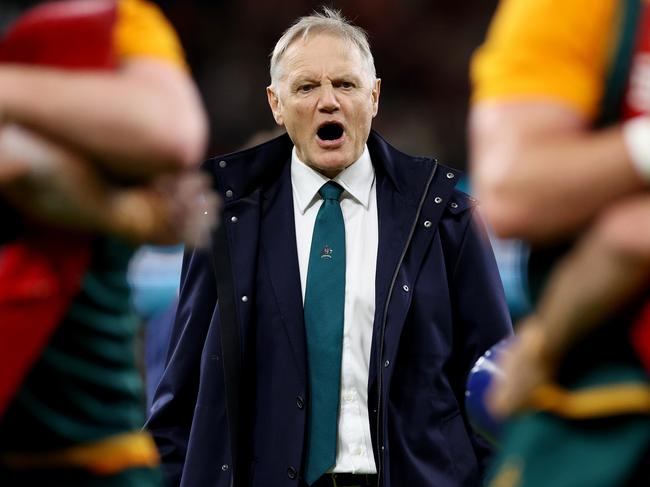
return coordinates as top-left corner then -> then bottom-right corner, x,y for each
365,132 -> 459,395
259,161 -> 306,374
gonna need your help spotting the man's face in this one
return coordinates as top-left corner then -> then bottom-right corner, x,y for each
267,33 -> 380,178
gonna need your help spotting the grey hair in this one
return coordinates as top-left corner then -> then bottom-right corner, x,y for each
269,7 -> 376,88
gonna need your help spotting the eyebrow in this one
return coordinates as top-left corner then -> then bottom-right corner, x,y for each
289,72 -> 318,82
290,72 -> 364,85
331,74 -> 362,83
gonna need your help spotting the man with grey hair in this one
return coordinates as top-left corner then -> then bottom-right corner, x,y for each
148,8 -> 511,487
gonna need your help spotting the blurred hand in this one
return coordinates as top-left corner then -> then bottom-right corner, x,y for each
0,124 -> 220,246
0,124 -> 53,183
0,123 -> 114,230
487,319 -> 555,418
106,170 -> 220,247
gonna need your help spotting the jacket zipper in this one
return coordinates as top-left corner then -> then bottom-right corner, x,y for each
374,161 -> 438,487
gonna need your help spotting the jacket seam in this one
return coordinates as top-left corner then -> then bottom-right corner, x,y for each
450,206 -> 475,282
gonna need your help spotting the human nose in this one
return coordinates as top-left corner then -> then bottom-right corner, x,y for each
317,84 -> 340,113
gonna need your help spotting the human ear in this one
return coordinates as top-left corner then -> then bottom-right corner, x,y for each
266,86 -> 284,126
371,79 -> 381,117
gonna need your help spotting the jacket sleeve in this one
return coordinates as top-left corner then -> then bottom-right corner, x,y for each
145,244 -> 217,486
449,206 -> 513,474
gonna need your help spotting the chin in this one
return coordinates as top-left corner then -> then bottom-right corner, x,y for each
314,153 -> 353,174
313,160 -> 347,177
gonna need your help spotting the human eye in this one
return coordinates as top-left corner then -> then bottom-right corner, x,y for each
334,78 -> 356,90
296,83 -> 315,93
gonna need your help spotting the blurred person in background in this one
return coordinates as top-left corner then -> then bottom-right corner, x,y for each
127,244 -> 184,410
0,0 -> 212,485
148,7 -> 511,487
470,0 -> 650,485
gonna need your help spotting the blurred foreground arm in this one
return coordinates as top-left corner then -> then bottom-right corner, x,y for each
469,0 -> 646,243
0,0 -> 214,243
488,195 -> 650,416
0,124 -> 217,246
470,102 -> 644,243
0,0 -> 207,179
0,59 -> 207,179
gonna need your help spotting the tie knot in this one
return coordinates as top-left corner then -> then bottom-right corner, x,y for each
319,182 -> 344,201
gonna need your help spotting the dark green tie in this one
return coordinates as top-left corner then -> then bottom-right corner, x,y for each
303,181 -> 346,485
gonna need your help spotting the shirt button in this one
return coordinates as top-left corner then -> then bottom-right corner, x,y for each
344,391 -> 354,402
221,464 -> 229,471
434,196 -> 442,204
241,295 -> 248,303
296,396 -> 304,409
225,189 -> 233,198
384,360 -> 390,367
446,172 -> 455,179
219,160 -> 227,168
287,466 -> 297,479
450,202 -> 458,209
230,216 -> 238,223
402,284 -> 409,292
423,220 -> 432,228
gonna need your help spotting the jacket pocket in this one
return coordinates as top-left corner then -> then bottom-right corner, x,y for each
440,411 -> 480,484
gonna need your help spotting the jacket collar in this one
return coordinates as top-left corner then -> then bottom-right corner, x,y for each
206,130 -> 434,205
291,145 -> 375,213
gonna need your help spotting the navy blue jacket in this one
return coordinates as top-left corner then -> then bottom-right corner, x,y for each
147,131 -> 512,487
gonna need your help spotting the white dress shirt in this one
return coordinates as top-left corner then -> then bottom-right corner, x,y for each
291,146 -> 378,474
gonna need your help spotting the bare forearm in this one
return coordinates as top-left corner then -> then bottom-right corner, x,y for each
487,203 -> 650,416
0,125 -> 216,245
470,102 -> 646,243
534,240 -> 648,364
0,60 -> 207,179
532,198 -> 650,360
1,124 -> 119,233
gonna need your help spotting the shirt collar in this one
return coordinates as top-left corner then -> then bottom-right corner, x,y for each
291,145 -> 375,214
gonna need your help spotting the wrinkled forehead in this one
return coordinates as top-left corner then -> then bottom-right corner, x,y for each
276,32 -> 371,84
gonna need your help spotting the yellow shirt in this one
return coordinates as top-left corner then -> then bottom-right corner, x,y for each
471,0 -> 621,120
114,0 -> 185,69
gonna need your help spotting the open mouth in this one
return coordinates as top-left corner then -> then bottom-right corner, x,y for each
317,122 -> 344,141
